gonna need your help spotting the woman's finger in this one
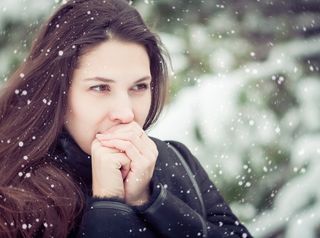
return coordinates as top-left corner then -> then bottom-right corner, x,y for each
98,138 -> 143,163
96,130 -> 157,157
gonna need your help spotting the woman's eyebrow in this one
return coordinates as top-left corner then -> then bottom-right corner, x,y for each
84,76 -> 152,83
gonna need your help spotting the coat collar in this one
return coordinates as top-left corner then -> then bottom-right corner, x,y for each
58,129 -> 92,194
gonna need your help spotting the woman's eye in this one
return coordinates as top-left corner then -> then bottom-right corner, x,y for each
90,85 -> 110,92
132,83 -> 149,91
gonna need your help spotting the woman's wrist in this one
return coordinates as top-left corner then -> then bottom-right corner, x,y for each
92,187 -> 125,199
127,190 -> 150,206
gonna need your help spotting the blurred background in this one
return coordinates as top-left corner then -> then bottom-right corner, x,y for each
0,0 -> 319,237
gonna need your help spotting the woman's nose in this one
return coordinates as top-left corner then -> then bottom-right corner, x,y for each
108,97 -> 134,124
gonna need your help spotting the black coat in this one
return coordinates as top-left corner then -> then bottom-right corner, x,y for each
58,131 -> 252,238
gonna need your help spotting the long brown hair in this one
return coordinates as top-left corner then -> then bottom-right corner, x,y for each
0,0 -> 168,237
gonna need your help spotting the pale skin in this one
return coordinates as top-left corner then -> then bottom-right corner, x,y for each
64,39 -> 158,206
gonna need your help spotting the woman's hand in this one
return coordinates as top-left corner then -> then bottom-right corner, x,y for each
96,121 -> 158,206
91,138 -> 131,199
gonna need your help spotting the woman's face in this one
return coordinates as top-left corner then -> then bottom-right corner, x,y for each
65,39 -> 152,154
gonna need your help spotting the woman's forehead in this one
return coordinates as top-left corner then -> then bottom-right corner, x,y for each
72,40 -> 151,84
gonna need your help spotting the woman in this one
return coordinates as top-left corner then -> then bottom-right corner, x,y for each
0,0 -> 252,237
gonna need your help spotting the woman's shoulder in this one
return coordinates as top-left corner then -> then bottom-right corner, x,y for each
149,136 -> 203,173
149,136 -> 189,152
149,136 -> 190,156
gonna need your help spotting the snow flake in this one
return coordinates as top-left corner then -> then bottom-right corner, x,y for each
242,233 -> 248,238
309,65 -> 314,72
22,224 -> 27,230
43,222 -> 48,228
21,90 -> 27,96
18,141 -> 24,147
19,73 -> 25,78
277,76 -> 284,84
216,4 -> 225,8
25,173 -> 31,178
18,172 -> 23,177
58,50 -> 64,56
15,89 -> 20,94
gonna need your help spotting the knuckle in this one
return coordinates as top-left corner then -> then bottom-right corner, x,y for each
124,141 -> 133,150
128,132 -> 135,141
